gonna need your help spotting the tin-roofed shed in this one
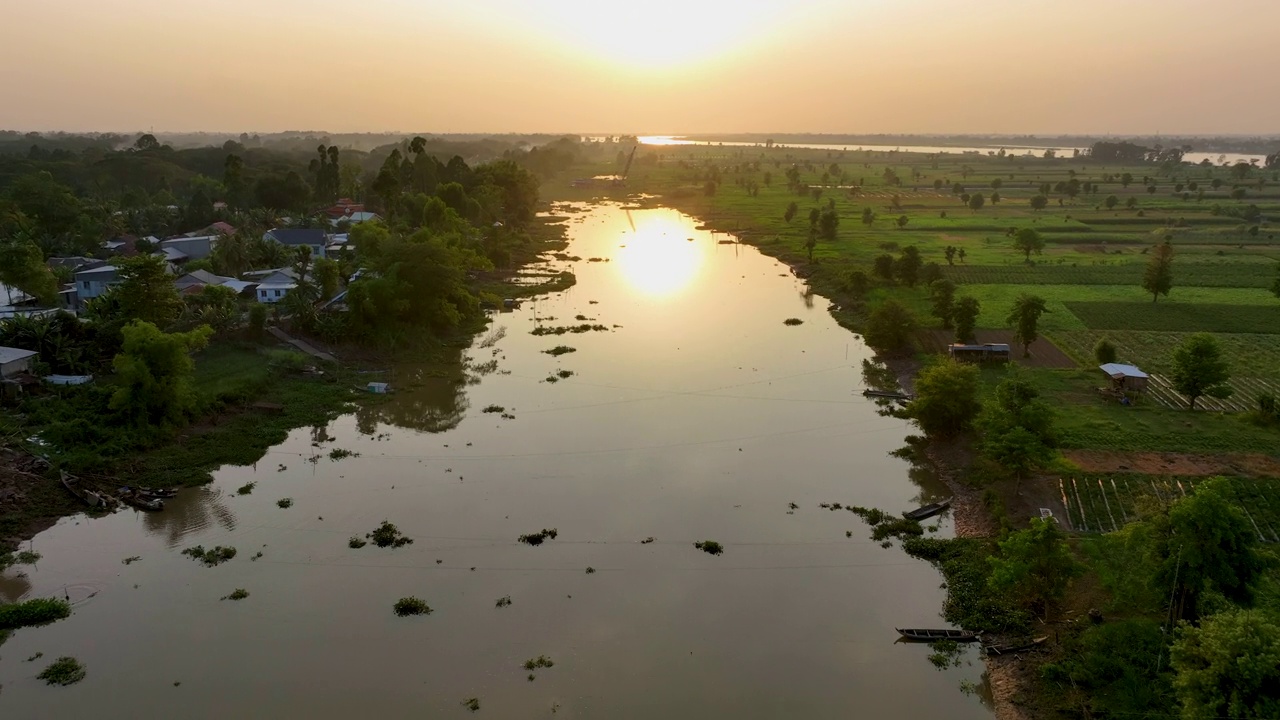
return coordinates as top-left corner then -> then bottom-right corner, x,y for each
1099,363 -> 1149,393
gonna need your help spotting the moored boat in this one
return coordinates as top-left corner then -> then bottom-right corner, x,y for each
118,487 -> 165,511
60,471 -> 106,508
896,628 -> 980,642
903,498 -> 952,521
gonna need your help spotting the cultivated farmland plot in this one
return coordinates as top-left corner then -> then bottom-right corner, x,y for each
1052,330 -> 1280,384
1058,475 -> 1280,541
1146,374 -> 1280,412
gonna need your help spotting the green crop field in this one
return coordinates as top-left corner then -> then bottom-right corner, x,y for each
591,143 -> 1280,456
1063,301 -> 1280,333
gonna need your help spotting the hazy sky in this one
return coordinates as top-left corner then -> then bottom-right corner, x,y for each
5,0 -> 1278,135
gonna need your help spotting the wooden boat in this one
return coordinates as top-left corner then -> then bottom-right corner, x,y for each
903,498 -> 952,521
862,389 -> 911,400
135,487 -> 178,499
897,628 -> 980,642
117,487 -> 164,511
60,471 -> 107,508
983,637 -> 1048,656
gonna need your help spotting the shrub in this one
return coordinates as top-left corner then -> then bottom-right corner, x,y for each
38,656 -> 86,686
1094,338 -> 1118,365
694,540 -> 724,556
0,598 -> 71,630
518,528 -> 559,546
393,597 -> 432,616
367,521 -> 413,548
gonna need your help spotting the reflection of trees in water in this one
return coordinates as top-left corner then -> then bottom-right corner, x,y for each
354,350 -> 473,435
0,570 -> 33,604
891,436 -> 951,506
355,377 -> 469,434
142,487 -> 237,548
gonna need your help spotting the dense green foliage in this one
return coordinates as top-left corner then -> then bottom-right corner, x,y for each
988,518 -> 1080,619
0,597 -> 71,630
110,321 -> 213,425
905,360 -> 980,437
1171,333 -> 1233,410
1171,608 -> 1280,719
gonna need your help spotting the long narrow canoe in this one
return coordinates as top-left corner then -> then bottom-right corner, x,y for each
897,628 -> 980,642
903,498 -> 952,521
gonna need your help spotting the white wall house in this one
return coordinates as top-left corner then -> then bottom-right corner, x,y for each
254,269 -> 299,303
160,235 -> 217,261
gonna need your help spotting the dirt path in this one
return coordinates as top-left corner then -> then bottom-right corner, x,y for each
1064,449 -> 1280,478
267,326 -> 337,364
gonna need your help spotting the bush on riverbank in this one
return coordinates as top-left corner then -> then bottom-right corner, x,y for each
903,537 -> 1032,634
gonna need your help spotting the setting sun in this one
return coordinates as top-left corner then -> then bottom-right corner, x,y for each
615,214 -> 707,296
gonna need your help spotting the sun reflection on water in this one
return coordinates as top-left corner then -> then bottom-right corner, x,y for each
615,215 -> 706,298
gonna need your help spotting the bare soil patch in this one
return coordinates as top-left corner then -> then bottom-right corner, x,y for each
1063,449 -> 1280,478
919,329 -> 1077,369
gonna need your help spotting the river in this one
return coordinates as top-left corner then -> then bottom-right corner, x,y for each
0,203 -> 990,719
634,135 -> 1268,167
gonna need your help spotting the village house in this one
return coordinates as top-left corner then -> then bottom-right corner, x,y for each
264,228 -> 330,259
252,268 -> 300,303
73,263 -> 121,304
160,234 -> 218,261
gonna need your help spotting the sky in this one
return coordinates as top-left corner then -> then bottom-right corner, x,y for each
4,0 -> 1278,135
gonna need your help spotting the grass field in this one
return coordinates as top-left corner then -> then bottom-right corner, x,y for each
571,145 -> 1280,452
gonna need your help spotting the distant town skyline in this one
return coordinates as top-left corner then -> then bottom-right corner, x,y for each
5,0 -> 1278,135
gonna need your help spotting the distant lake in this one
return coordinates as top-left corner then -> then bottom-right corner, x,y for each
630,136 -> 1267,167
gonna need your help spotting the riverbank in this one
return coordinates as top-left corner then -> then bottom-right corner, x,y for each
0,215 -> 575,553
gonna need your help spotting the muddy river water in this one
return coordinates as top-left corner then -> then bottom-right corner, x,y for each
0,203 -> 990,718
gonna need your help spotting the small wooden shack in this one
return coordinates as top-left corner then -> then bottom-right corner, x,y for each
1099,363 -> 1149,393
948,343 -> 1011,363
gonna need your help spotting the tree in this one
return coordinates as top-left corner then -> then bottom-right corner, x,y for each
988,518 -> 1080,620
804,229 -> 817,263
897,246 -> 922,287
1171,609 -> 1280,720
862,300 -> 916,353
953,297 -> 980,344
93,255 -> 182,328
1013,228 -> 1045,261
896,215 -> 909,229
134,134 -> 161,152
1029,195 -> 1048,211
1105,194 -> 1119,210
109,321 -> 213,426
873,254 -> 895,282
968,193 -> 985,211
0,237 -> 58,305
784,201 -> 798,223
905,360 -> 980,437
248,303 -> 267,340
1121,172 -> 1133,187
979,373 -> 1056,480
990,191 -> 1000,205
928,279 -> 956,328
1171,333 -> 1232,410
818,208 -> 839,240
1006,294 -> 1048,357
1094,337 -> 1117,364
990,178 -> 1003,190
313,257 -> 341,301
1153,477 -> 1266,623
861,207 -> 875,226
944,246 -> 956,265
1142,241 -> 1174,302
847,270 -> 870,298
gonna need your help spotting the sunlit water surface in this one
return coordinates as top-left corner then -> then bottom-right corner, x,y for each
0,204 -> 990,719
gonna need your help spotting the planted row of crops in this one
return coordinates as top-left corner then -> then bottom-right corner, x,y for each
1059,475 -> 1280,541
1052,330 -> 1280,377
1063,301 -> 1280,334
945,262 -> 1275,288
1145,373 -> 1280,413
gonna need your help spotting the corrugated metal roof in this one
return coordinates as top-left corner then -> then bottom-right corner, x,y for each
1099,363 -> 1148,378
0,346 -> 39,364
